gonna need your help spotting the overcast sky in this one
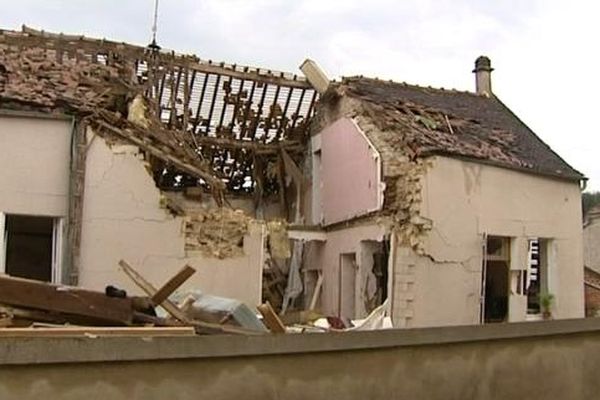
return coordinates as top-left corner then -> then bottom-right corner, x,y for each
2,0 -> 599,190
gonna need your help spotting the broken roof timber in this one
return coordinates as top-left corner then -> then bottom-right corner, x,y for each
11,26 -> 313,90
328,77 -> 583,182
0,25 -> 319,196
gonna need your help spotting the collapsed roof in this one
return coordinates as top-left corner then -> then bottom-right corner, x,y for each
0,26 -> 318,202
325,77 -> 583,182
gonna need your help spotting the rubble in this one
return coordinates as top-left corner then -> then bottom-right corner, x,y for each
0,258 -> 393,337
182,207 -> 251,258
0,25 -> 319,203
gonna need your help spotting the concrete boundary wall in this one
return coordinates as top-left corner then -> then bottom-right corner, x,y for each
2,319 -> 600,399
1,318 -> 600,365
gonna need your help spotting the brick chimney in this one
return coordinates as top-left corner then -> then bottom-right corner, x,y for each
473,56 -> 493,96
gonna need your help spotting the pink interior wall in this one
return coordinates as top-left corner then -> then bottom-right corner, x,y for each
319,118 -> 381,225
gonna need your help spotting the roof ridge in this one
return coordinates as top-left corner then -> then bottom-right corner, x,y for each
341,75 -> 483,98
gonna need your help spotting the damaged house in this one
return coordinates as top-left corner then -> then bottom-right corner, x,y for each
300,56 -> 585,327
0,26 -> 317,308
0,26 -> 585,330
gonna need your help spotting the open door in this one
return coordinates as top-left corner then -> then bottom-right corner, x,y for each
339,253 -> 357,319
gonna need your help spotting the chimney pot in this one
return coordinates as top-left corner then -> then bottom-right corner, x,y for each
473,56 -> 493,96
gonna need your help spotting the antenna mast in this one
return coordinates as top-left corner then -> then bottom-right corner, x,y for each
149,0 -> 160,50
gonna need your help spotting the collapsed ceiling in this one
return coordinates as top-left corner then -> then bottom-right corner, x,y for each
0,26 -> 318,202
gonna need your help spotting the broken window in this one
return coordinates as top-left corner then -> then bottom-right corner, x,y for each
482,236 -> 510,323
360,240 -> 390,316
0,214 -> 62,283
526,238 -> 550,315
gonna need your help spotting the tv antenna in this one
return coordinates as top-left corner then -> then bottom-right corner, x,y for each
148,0 -> 161,50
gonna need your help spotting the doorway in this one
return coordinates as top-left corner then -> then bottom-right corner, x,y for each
339,253 -> 357,319
0,214 -> 62,283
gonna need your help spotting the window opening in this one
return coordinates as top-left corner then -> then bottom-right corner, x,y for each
1,214 -> 56,282
527,238 -> 549,314
482,236 -> 510,323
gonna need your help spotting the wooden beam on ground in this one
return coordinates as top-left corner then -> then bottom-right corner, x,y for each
257,302 -> 286,334
0,276 -> 134,325
0,305 -> 69,325
0,326 -> 196,338
151,265 -> 196,305
118,260 -> 191,324
118,260 -> 262,336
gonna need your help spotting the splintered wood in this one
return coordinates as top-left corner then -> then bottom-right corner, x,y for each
0,25 -> 319,199
257,302 -> 286,334
118,260 -> 266,336
0,261 -> 268,337
0,275 -> 134,326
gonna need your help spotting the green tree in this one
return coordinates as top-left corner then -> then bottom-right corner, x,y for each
582,191 -> 600,218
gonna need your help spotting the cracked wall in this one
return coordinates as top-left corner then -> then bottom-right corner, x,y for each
78,130 -> 264,306
393,156 -> 584,328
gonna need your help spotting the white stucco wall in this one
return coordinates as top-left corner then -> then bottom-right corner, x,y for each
79,132 -> 263,307
393,156 -> 584,328
0,115 -> 72,217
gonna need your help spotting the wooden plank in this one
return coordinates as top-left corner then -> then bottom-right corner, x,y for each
16,26 -> 314,90
281,148 -> 308,189
151,265 -> 196,305
0,276 -> 134,325
92,119 -> 225,190
309,271 -> 324,311
257,302 -> 286,334
194,136 -> 303,153
0,326 -> 196,337
0,304 -> 69,325
119,260 -> 264,336
118,260 -> 191,324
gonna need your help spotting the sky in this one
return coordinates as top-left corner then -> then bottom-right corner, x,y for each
2,0 -> 599,190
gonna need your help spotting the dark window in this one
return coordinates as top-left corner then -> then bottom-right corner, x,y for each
4,214 -> 54,282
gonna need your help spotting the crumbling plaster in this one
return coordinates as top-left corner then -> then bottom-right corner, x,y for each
396,156 -> 585,328
0,115 -> 72,217
78,130 -> 264,307
313,95 -> 432,254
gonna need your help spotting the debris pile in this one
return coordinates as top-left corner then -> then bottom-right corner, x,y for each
0,25 -> 318,202
0,259 -> 392,337
0,261 -> 264,336
182,208 -> 251,258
